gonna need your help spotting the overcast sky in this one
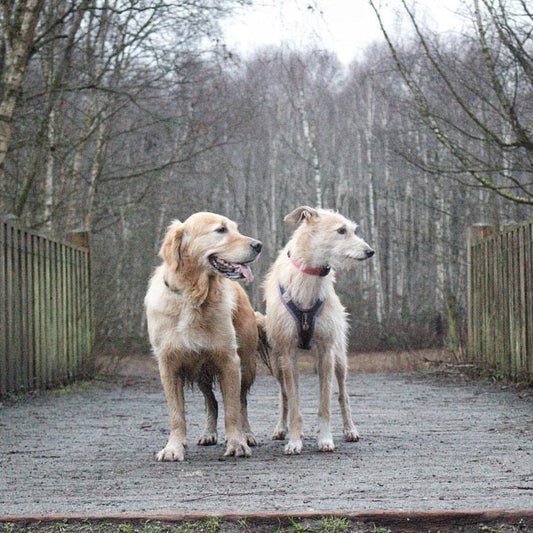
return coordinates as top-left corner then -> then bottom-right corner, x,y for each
221,0 -> 466,64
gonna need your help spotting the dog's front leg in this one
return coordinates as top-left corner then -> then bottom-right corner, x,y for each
157,359 -> 187,461
271,357 -> 288,440
317,352 -> 335,452
281,353 -> 303,454
217,351 -> 251,458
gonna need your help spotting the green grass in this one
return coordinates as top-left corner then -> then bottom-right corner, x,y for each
0,521 -> 229,533
317,517 -> 351,532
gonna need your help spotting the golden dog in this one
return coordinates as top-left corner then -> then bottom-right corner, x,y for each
262,206 -> 374,455
144,212 -> 262,461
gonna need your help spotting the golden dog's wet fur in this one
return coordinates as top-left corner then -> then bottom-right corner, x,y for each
144,212 -> 262,461
262,206 -> 374,455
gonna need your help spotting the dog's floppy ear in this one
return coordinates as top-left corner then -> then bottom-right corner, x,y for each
284,206 -> 319,225
159,219 -> 184,270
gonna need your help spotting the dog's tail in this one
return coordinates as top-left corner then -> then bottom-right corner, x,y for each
255,311 -> 273,375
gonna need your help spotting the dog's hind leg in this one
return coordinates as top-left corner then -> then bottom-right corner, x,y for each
240,386 -> 257,446
156,359 -> 187,461
317,351 -> 335,452
197,380 -> 218,446
335,356 -> 359,442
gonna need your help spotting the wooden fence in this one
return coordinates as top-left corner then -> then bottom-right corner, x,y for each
467,221 -> 533,382
1,219 -> 94,396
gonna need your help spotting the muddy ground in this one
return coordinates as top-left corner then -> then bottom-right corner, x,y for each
1,352 -> 532,521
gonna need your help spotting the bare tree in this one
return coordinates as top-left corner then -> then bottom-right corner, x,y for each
3,1 -> 530,356
369,0 -> 533,205
0,0 -> 45,189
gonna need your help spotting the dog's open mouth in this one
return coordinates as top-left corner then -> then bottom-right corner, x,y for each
209,255 -> 254,281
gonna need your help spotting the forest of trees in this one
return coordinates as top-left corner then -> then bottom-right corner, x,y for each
1,0 -> 531,355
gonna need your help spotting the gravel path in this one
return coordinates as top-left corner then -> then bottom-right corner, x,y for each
1,359 -> 532,517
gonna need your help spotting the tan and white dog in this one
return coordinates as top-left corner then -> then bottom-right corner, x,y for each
144,212 -> 262,461
262,206 -> 374,455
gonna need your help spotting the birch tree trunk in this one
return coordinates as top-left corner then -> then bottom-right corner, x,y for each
84,120 -> 107,232
297,87 -> 322,208
0,0 -> 44,188
269,134 -> 279,254
434,182 -> 446,312
43,105 -> 56,231
363,83 -> 384,328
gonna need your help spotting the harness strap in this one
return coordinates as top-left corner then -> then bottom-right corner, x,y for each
278,285 -> 324,350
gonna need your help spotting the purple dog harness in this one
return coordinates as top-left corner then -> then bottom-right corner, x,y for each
278,285 -> 325,350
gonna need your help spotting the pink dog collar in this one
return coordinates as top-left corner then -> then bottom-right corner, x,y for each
288,251 -> 331,277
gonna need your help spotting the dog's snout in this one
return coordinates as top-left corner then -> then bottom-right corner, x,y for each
250,240 -> 262,254
365,248 -> 375,258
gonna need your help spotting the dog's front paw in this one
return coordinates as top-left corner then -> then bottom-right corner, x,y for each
224,439 -> 251,458
318,437 -> 335,452
284,439 -> 302,455
344,426 -> 360,442
245,432 -> 258,447
156,443 -> 186,462
198,431 -> 218,446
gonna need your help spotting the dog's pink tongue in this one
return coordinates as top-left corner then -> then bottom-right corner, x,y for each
237,264 -> 254,282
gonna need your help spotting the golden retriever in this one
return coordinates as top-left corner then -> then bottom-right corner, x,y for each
262,206 -> 374,455
144,212 -> 262,461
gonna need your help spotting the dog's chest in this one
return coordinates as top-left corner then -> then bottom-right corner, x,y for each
172,297 -> 236,353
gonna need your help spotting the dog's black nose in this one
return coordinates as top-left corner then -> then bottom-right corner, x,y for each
366,248 -> 375,258
250,240 -> 262,254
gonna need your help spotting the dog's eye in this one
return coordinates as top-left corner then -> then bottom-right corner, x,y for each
337,227 -> 347,235
215,226 -> 227,234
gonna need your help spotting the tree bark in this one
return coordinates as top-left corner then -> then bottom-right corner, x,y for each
0,0 -> 45,186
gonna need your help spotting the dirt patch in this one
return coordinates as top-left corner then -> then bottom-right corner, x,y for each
98,349 -> 453,378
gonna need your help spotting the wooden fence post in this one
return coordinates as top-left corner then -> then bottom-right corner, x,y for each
467,224 -> 497,244
467,224 -> 496,365
66,229 -> 93,379
65,230 -> 90,249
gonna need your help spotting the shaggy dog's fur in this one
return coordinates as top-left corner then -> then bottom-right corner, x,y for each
262,206 -> 374,455
144,212 -> 262,461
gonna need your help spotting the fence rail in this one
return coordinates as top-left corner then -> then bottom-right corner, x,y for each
467,221 -> 533,382
1,219 -> 94,396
